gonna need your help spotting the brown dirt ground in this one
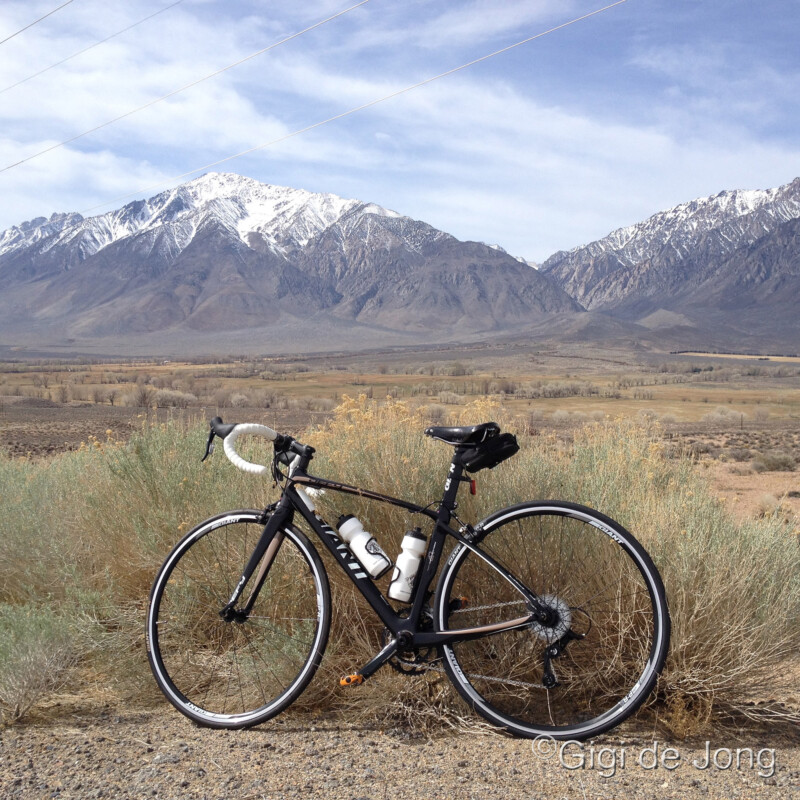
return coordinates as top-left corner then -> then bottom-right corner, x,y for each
0,399 -> 318,458
703,462 -> 800,522
2,702 -> 799,800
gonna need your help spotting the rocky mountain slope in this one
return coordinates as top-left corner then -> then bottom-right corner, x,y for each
540,178 -> 800,344
0,173 -> 580,353
2,173 -> 799,356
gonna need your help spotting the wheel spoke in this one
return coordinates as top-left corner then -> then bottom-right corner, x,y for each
437,503 -> 669,739
147,514 -> 330,728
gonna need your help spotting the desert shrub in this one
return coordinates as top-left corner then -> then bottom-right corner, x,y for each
728,464 -> 753,476
515,380 -> 597,399
212,389 -> 232,408
0,419 -> 278,720
425,403 -> 447,423
756,494 -> 781,518
702,407 -> 746,426
126,385 -> 153,407
272,394 -> 299,410
0,399 -> 798,730
0,605 -> 77,724
305,397 -> 336,412
752,450 -> 796,472
305,397 -> 800,729
688,441 -> 721,459
528,409 -> 545,425
153,389 -> 197,408
727,447 -> 753,462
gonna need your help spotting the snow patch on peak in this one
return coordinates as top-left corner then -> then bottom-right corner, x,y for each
360,202 -> 401,219
484,242 -> 537,268
0,172 -> 403,261
558,178 -> 800,269
175,173 -> 401,250
0,211 -> 84,253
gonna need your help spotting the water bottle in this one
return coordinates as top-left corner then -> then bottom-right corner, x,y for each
388,528 -> 427,602
336,515 -> 393,579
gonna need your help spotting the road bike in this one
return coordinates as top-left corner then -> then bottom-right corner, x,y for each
146,417 -> 670,740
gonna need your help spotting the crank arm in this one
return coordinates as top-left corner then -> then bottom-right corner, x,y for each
340,637 -> 400,686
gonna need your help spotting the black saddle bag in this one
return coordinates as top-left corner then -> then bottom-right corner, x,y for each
460,432 -> 519,472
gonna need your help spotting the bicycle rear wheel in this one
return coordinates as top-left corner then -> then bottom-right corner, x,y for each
147,510 -> 330,728
435,501 -> 669,739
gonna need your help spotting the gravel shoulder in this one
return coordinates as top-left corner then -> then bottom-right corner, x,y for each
2,707 -> 798,800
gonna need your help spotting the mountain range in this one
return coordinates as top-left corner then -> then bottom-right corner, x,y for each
540,178 -> 800,348
0,173 -> 579,354
1,173 -> 798,355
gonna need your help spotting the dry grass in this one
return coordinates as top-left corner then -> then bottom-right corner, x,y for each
305,397 -> 800,731
0,395 -> 798,735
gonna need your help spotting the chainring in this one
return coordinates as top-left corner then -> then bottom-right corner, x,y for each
382,608 -> 438,675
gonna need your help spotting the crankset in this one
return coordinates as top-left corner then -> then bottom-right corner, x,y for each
381,608 -> 438,675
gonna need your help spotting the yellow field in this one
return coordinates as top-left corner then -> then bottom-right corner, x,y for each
2,345 -> 800,424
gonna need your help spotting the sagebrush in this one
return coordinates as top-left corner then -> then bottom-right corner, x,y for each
0,398 -> 798,732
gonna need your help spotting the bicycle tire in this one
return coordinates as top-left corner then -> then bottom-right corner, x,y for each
434,501 -> 670,740
146,509 -> 330,728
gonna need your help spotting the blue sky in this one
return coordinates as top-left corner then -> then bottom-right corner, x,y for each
1,0 -> 799,262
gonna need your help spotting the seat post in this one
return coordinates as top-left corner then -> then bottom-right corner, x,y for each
438,448 -> 466,520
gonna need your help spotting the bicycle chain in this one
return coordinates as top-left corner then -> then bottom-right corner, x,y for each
391,600 -> 546,689
402,656 -> 546,690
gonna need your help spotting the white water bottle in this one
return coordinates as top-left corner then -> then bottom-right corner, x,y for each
337,515 -> 393,579
388,528 -> 427,602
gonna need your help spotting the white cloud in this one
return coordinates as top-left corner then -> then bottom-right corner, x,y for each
1,0 -> 799,265
0,138 -> 170,223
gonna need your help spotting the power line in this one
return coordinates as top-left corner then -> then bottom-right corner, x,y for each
82,0 -> 629,215
0,0 -> 371,174
0,0 -> 75,46
1,1 -> 184,95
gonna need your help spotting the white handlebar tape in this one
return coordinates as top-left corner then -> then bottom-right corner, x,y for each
222,423 -> 278,475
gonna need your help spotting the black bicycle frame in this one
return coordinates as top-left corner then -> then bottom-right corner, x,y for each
221,449 -> 541,677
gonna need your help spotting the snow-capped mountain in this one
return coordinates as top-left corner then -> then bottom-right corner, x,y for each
0,173 -> 398,262
3,173 -> 798,355
0,173 -> 579,353
541,177 -> 800,314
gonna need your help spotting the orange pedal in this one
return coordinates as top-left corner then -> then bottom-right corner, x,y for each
339,674 -> 364,687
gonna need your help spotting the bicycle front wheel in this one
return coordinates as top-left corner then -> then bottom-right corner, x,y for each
435,502 -> 669,739
147,510 -> 330,728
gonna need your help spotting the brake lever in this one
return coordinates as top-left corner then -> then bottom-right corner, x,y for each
201,429 -> 216,462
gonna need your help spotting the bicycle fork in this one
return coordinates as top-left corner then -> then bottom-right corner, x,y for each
218,501 -> 288,623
